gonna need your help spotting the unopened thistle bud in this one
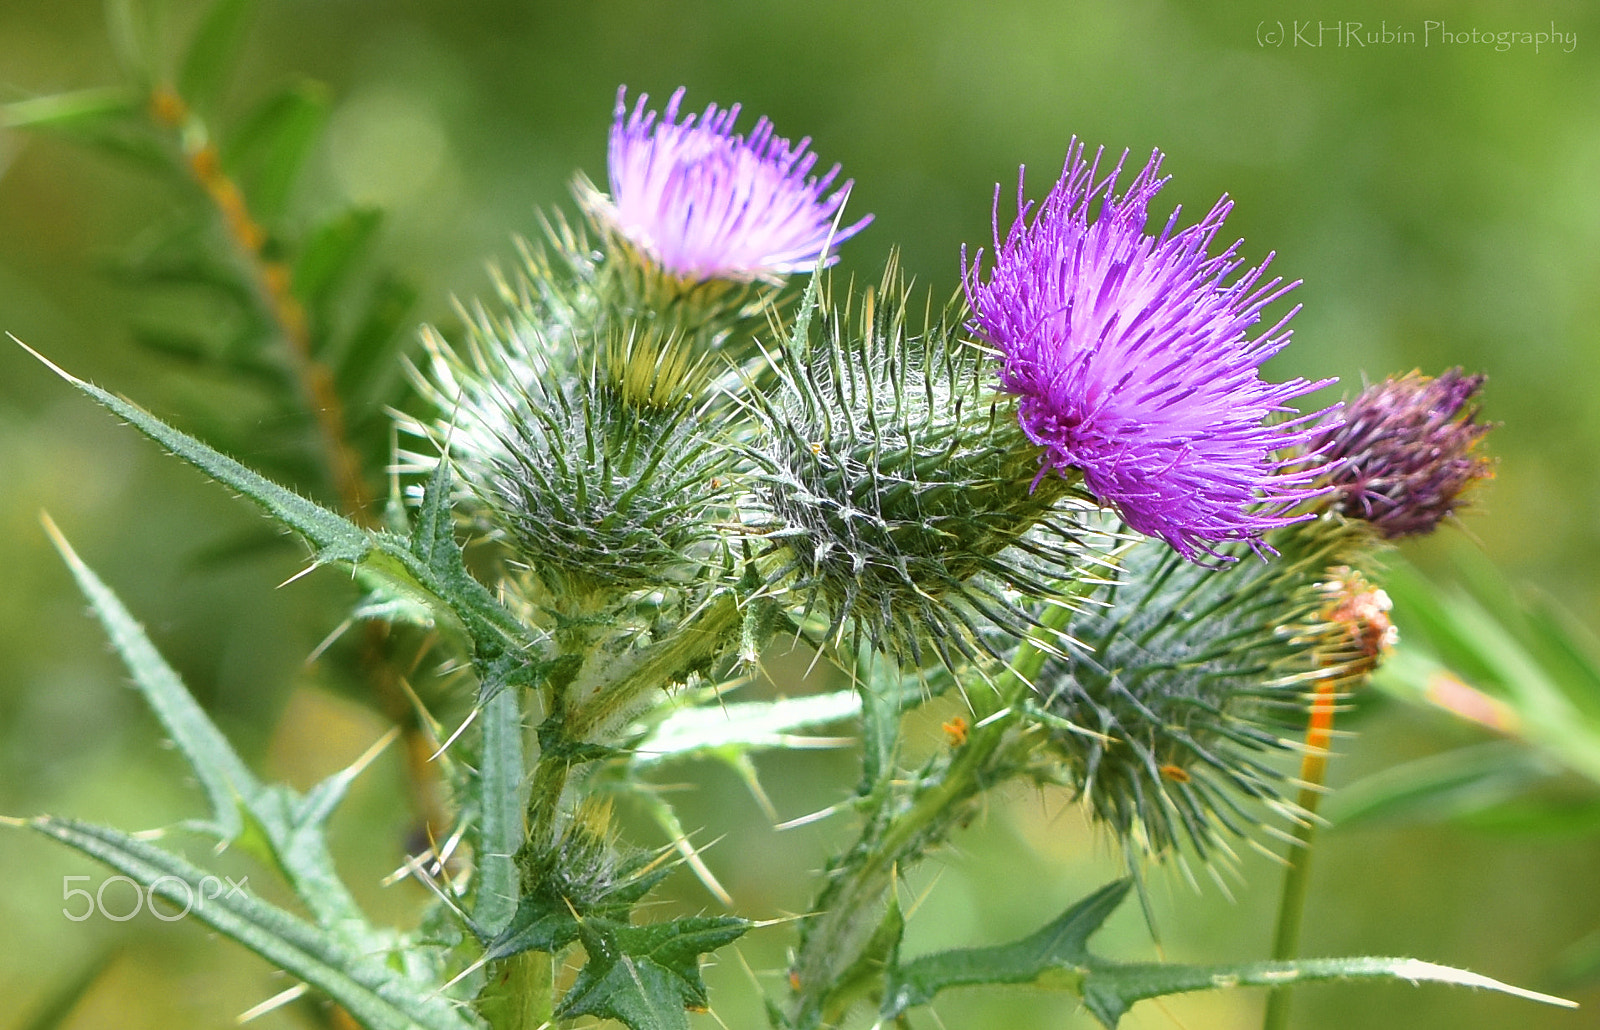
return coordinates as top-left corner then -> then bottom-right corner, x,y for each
409,315 -> 735,602
1305,368 -> 1495,538
1027,515 -> 1385,866
747,263 -> 1093,665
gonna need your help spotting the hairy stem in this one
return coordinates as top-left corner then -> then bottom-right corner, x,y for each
566,591 -> 742,741
789,601 -> 1073,1027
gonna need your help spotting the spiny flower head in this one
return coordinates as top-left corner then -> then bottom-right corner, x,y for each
596,86 -> 871,283
963,141 -> 1336,563
1028,516 -> 1382,868
1306,368 -> 1495,538
746,263 -> 1092,666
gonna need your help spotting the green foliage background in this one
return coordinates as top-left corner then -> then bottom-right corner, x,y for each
1,1 -> 1597,1028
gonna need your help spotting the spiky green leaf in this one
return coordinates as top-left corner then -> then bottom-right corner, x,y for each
22,342 -> 543,663
556,916 -> 752,1030
43,518 -> 259,837
474,687 -> 524,937
20,817 -> 483,1030
45,522 -> 385,934
882,880 -> 1127,1017
1078,956 -> 1575,1028
879,879 -> 1574,1028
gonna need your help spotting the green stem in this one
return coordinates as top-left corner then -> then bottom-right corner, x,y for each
789,602 -> 1073,1027
478,949 -> 555,1030
523,756 -> 570,853
1261,781 -> 1325,1030
566,591 -> 742,740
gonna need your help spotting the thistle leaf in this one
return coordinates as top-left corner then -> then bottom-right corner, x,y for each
1078,956 -> 1575,1028
44,520 -> 382,934
882,879 -> 1127,1017
556,916 -> 752,1030
20,817 -> 483,1030
25,342 -> 369,563
20,341 -> 544,663
42,516 -> 258,839
879,879 -> 1575,1028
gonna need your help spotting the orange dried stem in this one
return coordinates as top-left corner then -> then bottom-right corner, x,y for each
150,85 -> 373,524
1265,568 -> 1392,1030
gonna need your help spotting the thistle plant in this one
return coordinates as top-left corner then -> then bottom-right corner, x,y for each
5,9 -> 1582,1029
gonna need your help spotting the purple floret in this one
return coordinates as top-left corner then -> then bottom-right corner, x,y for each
964,141 -> 1337,562
601,87 -> 872,282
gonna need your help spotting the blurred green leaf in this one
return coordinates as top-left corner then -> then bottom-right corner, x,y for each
103,0 -> 153,83
1326,740 -> 1557,829
627,689 -> 860,768
0,88 -> 140,130
224,80 -> 330,222
294,206 -> 383,317
1377,557 -> 1600,787
334,271 -> 419,405
177,0 -> 258,115
15,949 -> 116,1030
181,525 -> 302,570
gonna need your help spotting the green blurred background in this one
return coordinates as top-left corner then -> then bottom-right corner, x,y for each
2,0 -> 1598,1028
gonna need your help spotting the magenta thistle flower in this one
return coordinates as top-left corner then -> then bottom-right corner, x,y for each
599,87 -> 871,282
964,142 -> 1336,562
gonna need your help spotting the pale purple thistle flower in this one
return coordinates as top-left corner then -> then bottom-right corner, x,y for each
964,142 -> 1337,563
602,87 -> 871,282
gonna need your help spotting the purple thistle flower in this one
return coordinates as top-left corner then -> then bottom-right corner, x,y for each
599,87 -> 872,282
1306,368 -> 1495,538
963,141 -> 1337,563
